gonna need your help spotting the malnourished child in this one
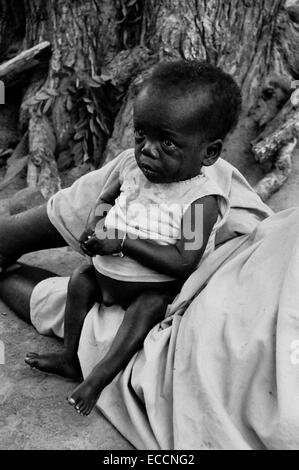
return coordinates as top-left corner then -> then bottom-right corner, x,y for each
25,59 -> 242,416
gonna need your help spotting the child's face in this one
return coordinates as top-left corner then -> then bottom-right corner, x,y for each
133,85 -> 222,184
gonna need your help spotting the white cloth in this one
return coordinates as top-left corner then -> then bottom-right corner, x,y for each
30,208 -> 299,449
31,150 -> 285,449
47,149 -> 272,254
93,149 -> 230,282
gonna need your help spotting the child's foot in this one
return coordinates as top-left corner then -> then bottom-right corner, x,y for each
25,352 -> 82,380
67,376 -> 104,416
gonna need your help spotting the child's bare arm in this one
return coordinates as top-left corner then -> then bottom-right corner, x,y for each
79,172 -> 121,247
84,195 -> 218,279
123,195 -> 218,279
99,172 -> 121,206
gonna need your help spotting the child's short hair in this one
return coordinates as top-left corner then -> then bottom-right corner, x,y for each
141,59 -> 242,141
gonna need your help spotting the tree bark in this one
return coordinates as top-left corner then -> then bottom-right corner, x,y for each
0,0 -> 299,203
0,0 -> 25,61
254,138 -> 297,201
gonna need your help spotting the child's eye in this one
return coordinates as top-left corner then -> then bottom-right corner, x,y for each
162,140 -> 177,150
134,128 -> 145,138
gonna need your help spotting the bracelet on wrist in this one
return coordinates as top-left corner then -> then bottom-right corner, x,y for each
112,232 -> 126,258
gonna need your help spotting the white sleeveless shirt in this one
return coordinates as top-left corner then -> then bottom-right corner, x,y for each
92,149 -> 229,282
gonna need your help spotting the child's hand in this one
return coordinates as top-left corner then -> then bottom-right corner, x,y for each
80,227 -> 124,257
79,218 -> 105,255
79,225 -> 96,246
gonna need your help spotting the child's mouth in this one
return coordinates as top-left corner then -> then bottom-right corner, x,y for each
141,163 -> 160,176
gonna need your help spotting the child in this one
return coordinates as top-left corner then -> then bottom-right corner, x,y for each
25,59 -> 241,416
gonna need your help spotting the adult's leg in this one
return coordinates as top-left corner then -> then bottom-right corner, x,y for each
25,264 -> 101,380
68,289 -> 174,416
0,262 -> 59,323
0,204 -> 67,271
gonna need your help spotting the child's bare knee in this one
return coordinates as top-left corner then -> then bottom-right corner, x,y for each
71,264 -> 93,279
137,291 -> 169,322
68,264 -> 95,294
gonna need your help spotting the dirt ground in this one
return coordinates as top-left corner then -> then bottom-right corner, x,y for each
0,147 -> 298,450
0,247 -> 135,450
0,174 -> 133,450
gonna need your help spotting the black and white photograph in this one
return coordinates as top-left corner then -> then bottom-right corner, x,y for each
0,0 -> 299,452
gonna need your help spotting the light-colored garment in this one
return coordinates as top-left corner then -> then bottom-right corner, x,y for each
31,207 -> 299,449
93,149 -> 230,282
31,151 -> 284,449
47,149 -> 272,253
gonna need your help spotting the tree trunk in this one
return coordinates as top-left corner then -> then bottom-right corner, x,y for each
0,0 -> 299,203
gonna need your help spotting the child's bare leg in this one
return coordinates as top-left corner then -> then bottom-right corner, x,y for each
25,264 -> 101,380
68,289 -> 173,416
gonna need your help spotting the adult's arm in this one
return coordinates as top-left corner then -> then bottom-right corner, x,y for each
0,151 -> 127,270
78,168 -> 122,247
0,204 -> 67,272
47,152 -> 126,253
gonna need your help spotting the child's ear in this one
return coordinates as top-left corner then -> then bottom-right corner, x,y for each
202,140 -> 223,166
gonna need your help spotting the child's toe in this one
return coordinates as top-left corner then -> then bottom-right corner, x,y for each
67,396 -> 76,406
75,399 -> 84,410
25,352 -> 38,359
85,403 -> 94,416
25,356 -> 37,367
81,403 -> 89,415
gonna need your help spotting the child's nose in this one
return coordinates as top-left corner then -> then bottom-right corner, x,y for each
141,140 -> 159,159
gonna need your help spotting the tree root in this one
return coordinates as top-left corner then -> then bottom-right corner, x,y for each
28,114 -> 61,199
254,138 -> 297,201
252,85 -> 299,201
0,41 -> 50,86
